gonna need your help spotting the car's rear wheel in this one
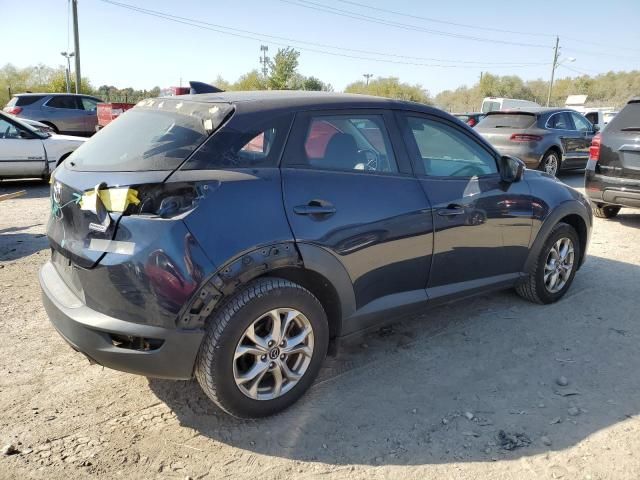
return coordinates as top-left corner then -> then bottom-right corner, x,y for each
592,203 -> 620,219
516,222 -> 580,304
195,277 -> 329,418
538,150 -> 561,177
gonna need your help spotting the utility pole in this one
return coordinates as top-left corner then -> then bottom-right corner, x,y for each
546,36 -> 560,107
480,71 -> 483,82
363,73 -> 373,86
72,0 -> 81,93
259,45 -> 269,78
60,52 -> 75,93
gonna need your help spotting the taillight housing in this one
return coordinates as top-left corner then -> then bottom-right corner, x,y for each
589,133 -> 601,162
510,133 -> 542,142
4,106 -> 22,115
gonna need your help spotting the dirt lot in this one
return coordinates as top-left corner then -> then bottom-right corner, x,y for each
1,174 -> 639,480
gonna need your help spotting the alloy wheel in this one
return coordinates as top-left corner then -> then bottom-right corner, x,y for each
544,154 -> 559,176
544,237 -> 575,293
233,308 -> 314,400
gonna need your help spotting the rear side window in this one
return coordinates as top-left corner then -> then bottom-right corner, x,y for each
68,99 -> 233,171
477,113 -> 535,129
185,114 -> 292,169
12,95 -> 45,107
606,102 -> 640,132
288,114 -> 398,174
481,101 -> 500,113
46,96 -> 79,109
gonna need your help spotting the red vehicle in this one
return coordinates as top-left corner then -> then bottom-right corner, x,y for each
96,102 -> 136,130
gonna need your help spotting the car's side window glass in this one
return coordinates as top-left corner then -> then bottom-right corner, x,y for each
0,119 -> 21,139
184,115 -> 290,170
571,112 -> 592,132
548,112 -> 571,130
81,97 -> 98,112
406,116 -> 498,177
299,115 -> 398,173
585,112 -> 598,125
47,96 -> 79,110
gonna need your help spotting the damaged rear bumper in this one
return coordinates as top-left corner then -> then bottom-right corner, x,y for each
40,261 -> 204,380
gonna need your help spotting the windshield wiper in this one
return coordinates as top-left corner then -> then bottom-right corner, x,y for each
621,127 -> 640,132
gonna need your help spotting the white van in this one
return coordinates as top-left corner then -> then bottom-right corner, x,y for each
481,97 -> 540,113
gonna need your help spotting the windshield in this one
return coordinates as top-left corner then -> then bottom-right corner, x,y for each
2,113 -> 48,138
481,101 -> 501,113
477,113 -> 536,129
68,99 -> 233,171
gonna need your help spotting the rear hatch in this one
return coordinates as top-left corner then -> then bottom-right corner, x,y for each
599,100 -> 640,180
475,112 -> 538,148
47,97 -> 233,268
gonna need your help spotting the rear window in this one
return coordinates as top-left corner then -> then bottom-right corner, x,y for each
477,113 -> 536,129
605,102 -> 640,132
68,98 -> 233,171
13,95 -> 45,107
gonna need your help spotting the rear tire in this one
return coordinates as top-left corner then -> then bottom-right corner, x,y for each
592,203 -> 620,219
516,222 -> 580,304
538,150 -> 561,177
195,277 -> 329,418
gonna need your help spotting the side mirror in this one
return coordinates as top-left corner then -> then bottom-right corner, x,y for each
18,130 -> 33,139
499,155 -> 525,183
593,124 -> 600,132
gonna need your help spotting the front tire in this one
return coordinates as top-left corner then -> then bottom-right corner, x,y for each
516,222 -> 580,304
195,277 -> 329,418
592,203 -> 620,219
538,150 -> 561,177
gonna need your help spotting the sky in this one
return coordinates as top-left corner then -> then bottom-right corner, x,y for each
3,0 -> 639,95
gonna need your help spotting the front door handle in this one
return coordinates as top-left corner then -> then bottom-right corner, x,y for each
294,200 -> 336,216
437,205 -> 465,216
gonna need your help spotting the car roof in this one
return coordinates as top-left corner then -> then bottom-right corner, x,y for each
485,107 -> 575,115
14,92 -> 93,97
167,90 -> 436,114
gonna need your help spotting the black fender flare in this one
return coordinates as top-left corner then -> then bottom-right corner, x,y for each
523,200 -> 590,275
178,242 -> 356,336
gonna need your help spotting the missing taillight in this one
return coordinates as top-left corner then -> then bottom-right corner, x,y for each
130,183 -> 203,218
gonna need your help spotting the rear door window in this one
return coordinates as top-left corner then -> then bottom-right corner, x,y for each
46,96 -> 80,110
477,113 -> 536,129
288,114 -> 398,173
68,99 -> 233,171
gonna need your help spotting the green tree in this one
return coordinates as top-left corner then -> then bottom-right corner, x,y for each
345,76 -> 431,104
268,47 -> 300,90
232,70 -> 266,90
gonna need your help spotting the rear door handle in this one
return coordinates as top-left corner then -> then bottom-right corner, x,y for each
294,201 -> 336,216
437,205 -> 465,216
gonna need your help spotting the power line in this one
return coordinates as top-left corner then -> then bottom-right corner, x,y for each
277,0 -> 553,48
334,0 -> 555,38
559,64 -> 598,76
98,0 -> 549,69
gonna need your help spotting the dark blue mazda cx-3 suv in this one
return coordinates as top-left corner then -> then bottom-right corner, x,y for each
40,91 -> 592,418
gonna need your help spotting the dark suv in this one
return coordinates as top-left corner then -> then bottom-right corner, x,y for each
585,98 -> 640,218
476,108 -> 597,177
40,92 -> 592,418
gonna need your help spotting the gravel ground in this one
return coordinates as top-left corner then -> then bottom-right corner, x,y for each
1,173 -> 639,480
